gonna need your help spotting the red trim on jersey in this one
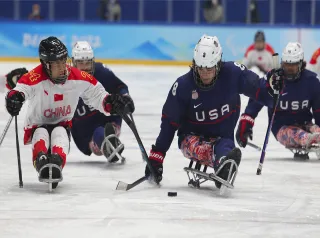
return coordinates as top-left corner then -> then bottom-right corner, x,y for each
73,111 -> 99,121
245,43 -> 275,57
18,64 -> 48,86
67,67 -> 98,85
310,48 -> 320,65
265,43 -> 275,55
255,88 -> 261,100
244,44 -> 255,57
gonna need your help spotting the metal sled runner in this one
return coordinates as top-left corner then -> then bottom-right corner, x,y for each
286,143 -> 320,160
184,159 -> 238,189
101,134 -> 125,163
38,164 -> 63,192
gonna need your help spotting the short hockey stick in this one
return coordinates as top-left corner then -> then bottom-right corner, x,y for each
15,116 -> 23,187
0,116 -> 13,147
256,53 -> 281,175
247,141 -> 261,151
116,110 -> 157,191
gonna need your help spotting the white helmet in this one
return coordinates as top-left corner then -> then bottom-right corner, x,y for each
194,34 -> 222,68
282,42 -> 304,63
281,42 -> 304,81
72,41 -> 95,74
193,34 -> 222,89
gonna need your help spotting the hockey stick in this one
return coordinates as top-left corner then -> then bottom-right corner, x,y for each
256,53 -> 281,175
247,141 -> 261,151
15,116 -> 23,187
0,116 -> 13,147
116,110 -> 157,191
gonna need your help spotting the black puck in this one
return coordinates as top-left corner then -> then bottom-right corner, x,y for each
168,192 -> 177,197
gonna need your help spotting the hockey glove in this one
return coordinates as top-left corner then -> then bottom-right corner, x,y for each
104,94 -> 135,115
236,114 -> 254,148
5,90 -> 25,116
145,145 -> 164,184
267,68 -> 284,97
6,68 -> 28,90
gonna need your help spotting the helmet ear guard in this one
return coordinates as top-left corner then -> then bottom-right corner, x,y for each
193,35 -> 223,90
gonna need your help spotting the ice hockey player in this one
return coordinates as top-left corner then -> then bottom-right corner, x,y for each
5,36 -> 134,189
243,31 -> 275,74
237,42 -> 320,160
144,34 -> 283,190
71,41 -> 130,163
308,47 -> 320,75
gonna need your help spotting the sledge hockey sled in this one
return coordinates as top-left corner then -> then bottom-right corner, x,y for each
286,143 -> 320,160
101,134 -> 125,163
38,163 -> 63,192
183,159 -> 238,189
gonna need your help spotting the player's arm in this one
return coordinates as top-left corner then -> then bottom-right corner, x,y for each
236,98 -> 264,148
80,72 -> 134,116
311,76 -> 320,126
5,71 -> 36,116
237,64 -> 276,108
145,80 -> 188,183
98,64 -> 129,95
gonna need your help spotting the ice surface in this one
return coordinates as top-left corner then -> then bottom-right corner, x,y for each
0,63 -> 320,238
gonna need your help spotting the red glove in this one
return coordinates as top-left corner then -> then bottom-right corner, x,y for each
145,146 -> 165,184
236,114 -> 254,148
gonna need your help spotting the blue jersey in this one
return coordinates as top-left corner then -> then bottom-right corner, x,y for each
71,62 -> 129,155
154,62 -> 274,154
244,69 -> 320,137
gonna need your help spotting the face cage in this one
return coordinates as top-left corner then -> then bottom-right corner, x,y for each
72,58 -> 95,75
192,60 -> 221,90
41,57 -> 70,84
282,60 -> 302,81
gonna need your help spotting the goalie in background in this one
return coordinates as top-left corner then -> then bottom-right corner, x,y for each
237,42 -> 320,160
242,30 -> 275,74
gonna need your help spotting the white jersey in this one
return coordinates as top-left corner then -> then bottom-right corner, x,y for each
13,64 -> 109,144
242,43 -> 275,72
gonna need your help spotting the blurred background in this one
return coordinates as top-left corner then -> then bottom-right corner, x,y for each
0,0 -> 319,69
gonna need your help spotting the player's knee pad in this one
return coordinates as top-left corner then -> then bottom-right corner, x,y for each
32,127 -> 49,163
277,126 -> 313,147
90,126 -> 104,156
213,138 -> 235,160
180,135 -> 218,167
51,126 -> 69,168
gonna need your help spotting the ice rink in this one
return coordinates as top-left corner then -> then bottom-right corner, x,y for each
1,62 -> 320,238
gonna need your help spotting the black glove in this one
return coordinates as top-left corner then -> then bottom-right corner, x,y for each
145,145 -> 164,184
236,114 -> 254,148
5,90 -> 25,116
267,68 -> 284,96
6,68 -> 28,90
104,94 -> 135,115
